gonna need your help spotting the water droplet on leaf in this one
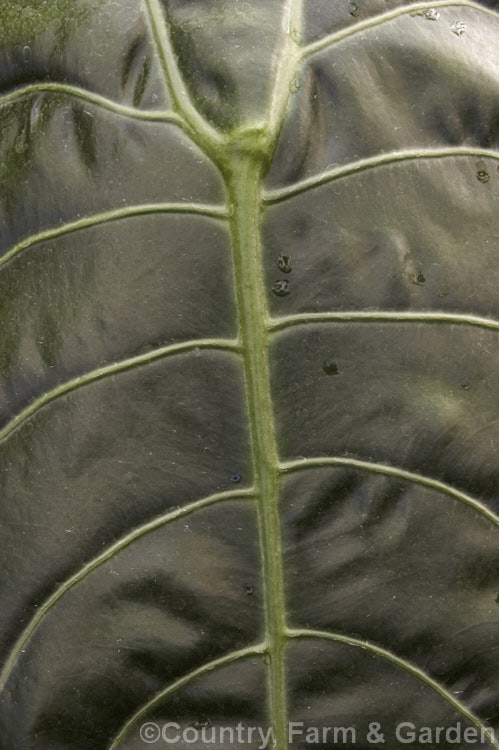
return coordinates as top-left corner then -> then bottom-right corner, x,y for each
477,169 -> 490,183
461,382 -> 471,391
272,280 -> 290,297
277,253 -> 292,273
323,360 -> 339,376
230,471 -> 241,483
413,7 -> 440,20
22,45 -> 32,62
423,8 -> 440,20
348,2 -> 360,16
451,20 -> 466,36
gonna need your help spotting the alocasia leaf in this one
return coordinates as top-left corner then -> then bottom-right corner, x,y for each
0,1 -> 498,748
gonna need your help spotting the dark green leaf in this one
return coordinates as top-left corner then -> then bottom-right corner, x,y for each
1,2 -> 499,749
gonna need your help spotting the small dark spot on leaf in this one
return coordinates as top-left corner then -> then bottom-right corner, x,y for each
230,471 -> 241,483
277,253 -> 292,273
245,584 -> 255,596
477,170 -> 490,183
348,2 -> 360,15
410,271 -> 426,285
461,382 -> 471,391
323,360 -> 339,376
272,280 -> 290,297
495,593 -> 499,604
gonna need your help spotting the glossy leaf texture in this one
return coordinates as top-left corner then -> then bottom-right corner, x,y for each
0,1 -> 498,749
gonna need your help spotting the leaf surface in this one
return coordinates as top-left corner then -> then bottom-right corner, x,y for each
0,1 -> 498,749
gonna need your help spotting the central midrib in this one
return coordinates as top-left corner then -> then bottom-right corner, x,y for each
143,0 -> 302,744
227,150 -> 288,750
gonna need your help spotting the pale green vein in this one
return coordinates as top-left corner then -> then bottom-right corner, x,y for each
279,457 -> 499,527
228,155 -> 289,750
301,1 -> 499,59
269,311 -> 499,334
0,339 -> 240,445
0,489 -> 255,695
286,629 -> 499,750
266,0 -> 304,148
0,203 -> 230,270
108,643 -> 267,750
263,147 -> 499,204
0,82 -> 182,124
226,7 -> 307,750
143,0 -> 226,155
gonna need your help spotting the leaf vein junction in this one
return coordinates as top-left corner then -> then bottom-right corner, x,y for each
108,644 -> 267,750
143,0 -> 226,155
269,311 -> 499,334
263,147 -> 499,204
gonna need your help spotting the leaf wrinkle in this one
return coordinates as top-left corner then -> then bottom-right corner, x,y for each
279,457 -> 499,526
0,339 -> 241,446
286,628 -> 499,750
0,489 -> 256,695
